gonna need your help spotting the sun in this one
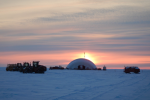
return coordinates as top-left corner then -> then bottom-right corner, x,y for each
83,52 -> 97,64
73,52 -> 99,64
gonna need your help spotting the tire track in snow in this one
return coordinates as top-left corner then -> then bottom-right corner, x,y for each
54,73 -> 148,100
52,79 -> 128,100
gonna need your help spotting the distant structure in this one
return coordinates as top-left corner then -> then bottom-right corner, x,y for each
103,65 -> 106,70
49,65 -> 64,70
66,58 -> 97,70
124,66 -> 140,73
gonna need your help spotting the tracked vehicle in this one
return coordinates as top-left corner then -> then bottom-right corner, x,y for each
23,61 -> 47,73
6,61 -> 47,73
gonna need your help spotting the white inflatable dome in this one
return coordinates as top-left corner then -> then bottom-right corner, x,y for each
66,58 -> 97,70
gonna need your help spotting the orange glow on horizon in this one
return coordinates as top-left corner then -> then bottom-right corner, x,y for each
0,51 -> 150,69
84,53 -> 97,64
72,52 -> 99,64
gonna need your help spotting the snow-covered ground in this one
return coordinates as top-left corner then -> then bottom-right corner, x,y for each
0,67 -> 150,100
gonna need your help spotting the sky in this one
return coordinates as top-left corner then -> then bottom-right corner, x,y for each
0,0 -> 150,69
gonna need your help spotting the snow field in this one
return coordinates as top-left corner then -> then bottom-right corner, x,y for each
0,67 -> 150,100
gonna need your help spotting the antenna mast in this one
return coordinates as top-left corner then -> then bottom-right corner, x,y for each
84,52 -> 85,58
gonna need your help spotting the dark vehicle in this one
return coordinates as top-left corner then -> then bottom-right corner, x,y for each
22,62 -> 32,73
6,63 -> 22,71
6,61 -> 47,73
23,61 -> 47,73
20,62 -> 30,72
103,65 -> 106,70
124,66 -> 140,73
15,63 -> 22,71
97,68 -> 101,70
6,64 -> 17,71
49,65 -> 64,70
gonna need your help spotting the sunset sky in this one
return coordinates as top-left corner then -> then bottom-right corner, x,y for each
0,0 -> 150,69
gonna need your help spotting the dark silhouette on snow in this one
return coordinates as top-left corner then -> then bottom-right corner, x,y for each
6,61 -> 47,73
124,66 -> 140,73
